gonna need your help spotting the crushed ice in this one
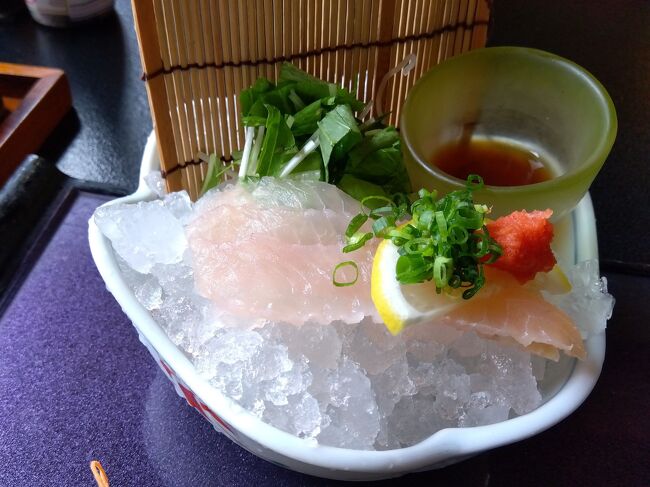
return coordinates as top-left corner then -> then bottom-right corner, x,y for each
94,182 -> 614,450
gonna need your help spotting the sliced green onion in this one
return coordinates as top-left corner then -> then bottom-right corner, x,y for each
345,213 -> 369,238
371,217 -> 393,237
474,203 -> 489,214
395,254 -> 430,284
368,205 -> 398,220
360,195 -> 395,214
387,228 -> 414,241
455,206 -> 484,230
342,232 -> 373,253
435,211 -> 448,241
462,269 -> 485,299
403,237 -> 431,255
466,174 -> 484,190
433,256 -> 452,288
448,225 -> 469,244
332,261 -> 359,287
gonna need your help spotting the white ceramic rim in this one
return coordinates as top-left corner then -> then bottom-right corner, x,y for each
88,132 -> 605,475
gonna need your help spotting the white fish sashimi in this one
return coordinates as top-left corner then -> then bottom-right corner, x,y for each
186,178 -> 379,326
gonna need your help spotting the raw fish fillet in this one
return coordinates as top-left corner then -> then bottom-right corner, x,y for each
438,267 -> 586,360
186,178 -> 379,326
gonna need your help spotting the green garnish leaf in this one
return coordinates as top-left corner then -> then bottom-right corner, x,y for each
344,126 -> 411,195
291,99 -> 325,137
317,104 -> 362,179
337,174 -> 389,204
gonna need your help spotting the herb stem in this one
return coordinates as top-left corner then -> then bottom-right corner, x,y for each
279,132 -> 320,177
248,125 -> 266,176
238,126 -> 256,178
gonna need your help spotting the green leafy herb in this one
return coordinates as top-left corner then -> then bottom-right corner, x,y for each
317,104 -> 362,180
342,175 -> 502,299
337,174 -> 389,204
207,63 -> 411,202
345,126 -> 411,194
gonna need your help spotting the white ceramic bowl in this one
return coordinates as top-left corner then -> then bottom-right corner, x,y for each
88,132 -> 605,481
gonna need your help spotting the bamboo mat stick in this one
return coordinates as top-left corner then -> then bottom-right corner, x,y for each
349,0 -> 362,100
358,0 -> 372,103
133,0 -> 178,193
304,0 -> 319,76
333,0 -> 343,83
169,0 -> 198,198
341,0 -> 352,91
446,0 -> 462,61
217,0 -> 236,157
392,0 -> 413,124
183,1 -> 205,196
471,0 -> 490,48
368,0 -> 382,114
162,0 -> 188,162
417,0 -> 431,81
199,0 -> 217,161
247,0 -> 258,81
421,0 -> 440,81
257,0 -> 275,79
208,0 -> 228,164
462,0 -> 478,52
298,0 -> 306,71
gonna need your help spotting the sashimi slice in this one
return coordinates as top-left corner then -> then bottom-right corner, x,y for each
438,267 -> 585,360
186,178 -> 378,326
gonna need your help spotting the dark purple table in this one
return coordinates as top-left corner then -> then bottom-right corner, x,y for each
1,0 -> 649,485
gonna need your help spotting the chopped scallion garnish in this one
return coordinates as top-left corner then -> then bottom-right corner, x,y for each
332,261 -> 359,287
340,175 -> 502,298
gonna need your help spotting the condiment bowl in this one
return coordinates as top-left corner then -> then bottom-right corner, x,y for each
401,46 -> 617,220
87,132 -> 606,480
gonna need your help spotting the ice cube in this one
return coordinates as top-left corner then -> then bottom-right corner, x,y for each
369,357 -> 415,417
163,191 -> 193,224
277,322 -> 342,370
348,320 -> 406,375
144,171 -> 166,198
135,276 -> 163,310
387,395 -> 454,447
459,392 -> 510,427
317,358 -> 380,449
477,342 -> 541,415
95,200 -> 187,273
544,259 -> 615,338
291,392 -> 322,437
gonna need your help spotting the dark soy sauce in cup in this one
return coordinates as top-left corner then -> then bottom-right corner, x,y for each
430,139 -> 553,186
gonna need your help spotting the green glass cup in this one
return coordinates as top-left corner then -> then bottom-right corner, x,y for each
400,47 -> 617,220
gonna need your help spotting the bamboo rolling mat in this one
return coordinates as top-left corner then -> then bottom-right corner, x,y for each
132,0 -> 491,199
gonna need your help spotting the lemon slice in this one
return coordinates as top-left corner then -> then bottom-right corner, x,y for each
529,264 -> 573,294
371,239 -> 462,335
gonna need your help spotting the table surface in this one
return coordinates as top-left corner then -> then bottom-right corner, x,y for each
0,1 -> 648,486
